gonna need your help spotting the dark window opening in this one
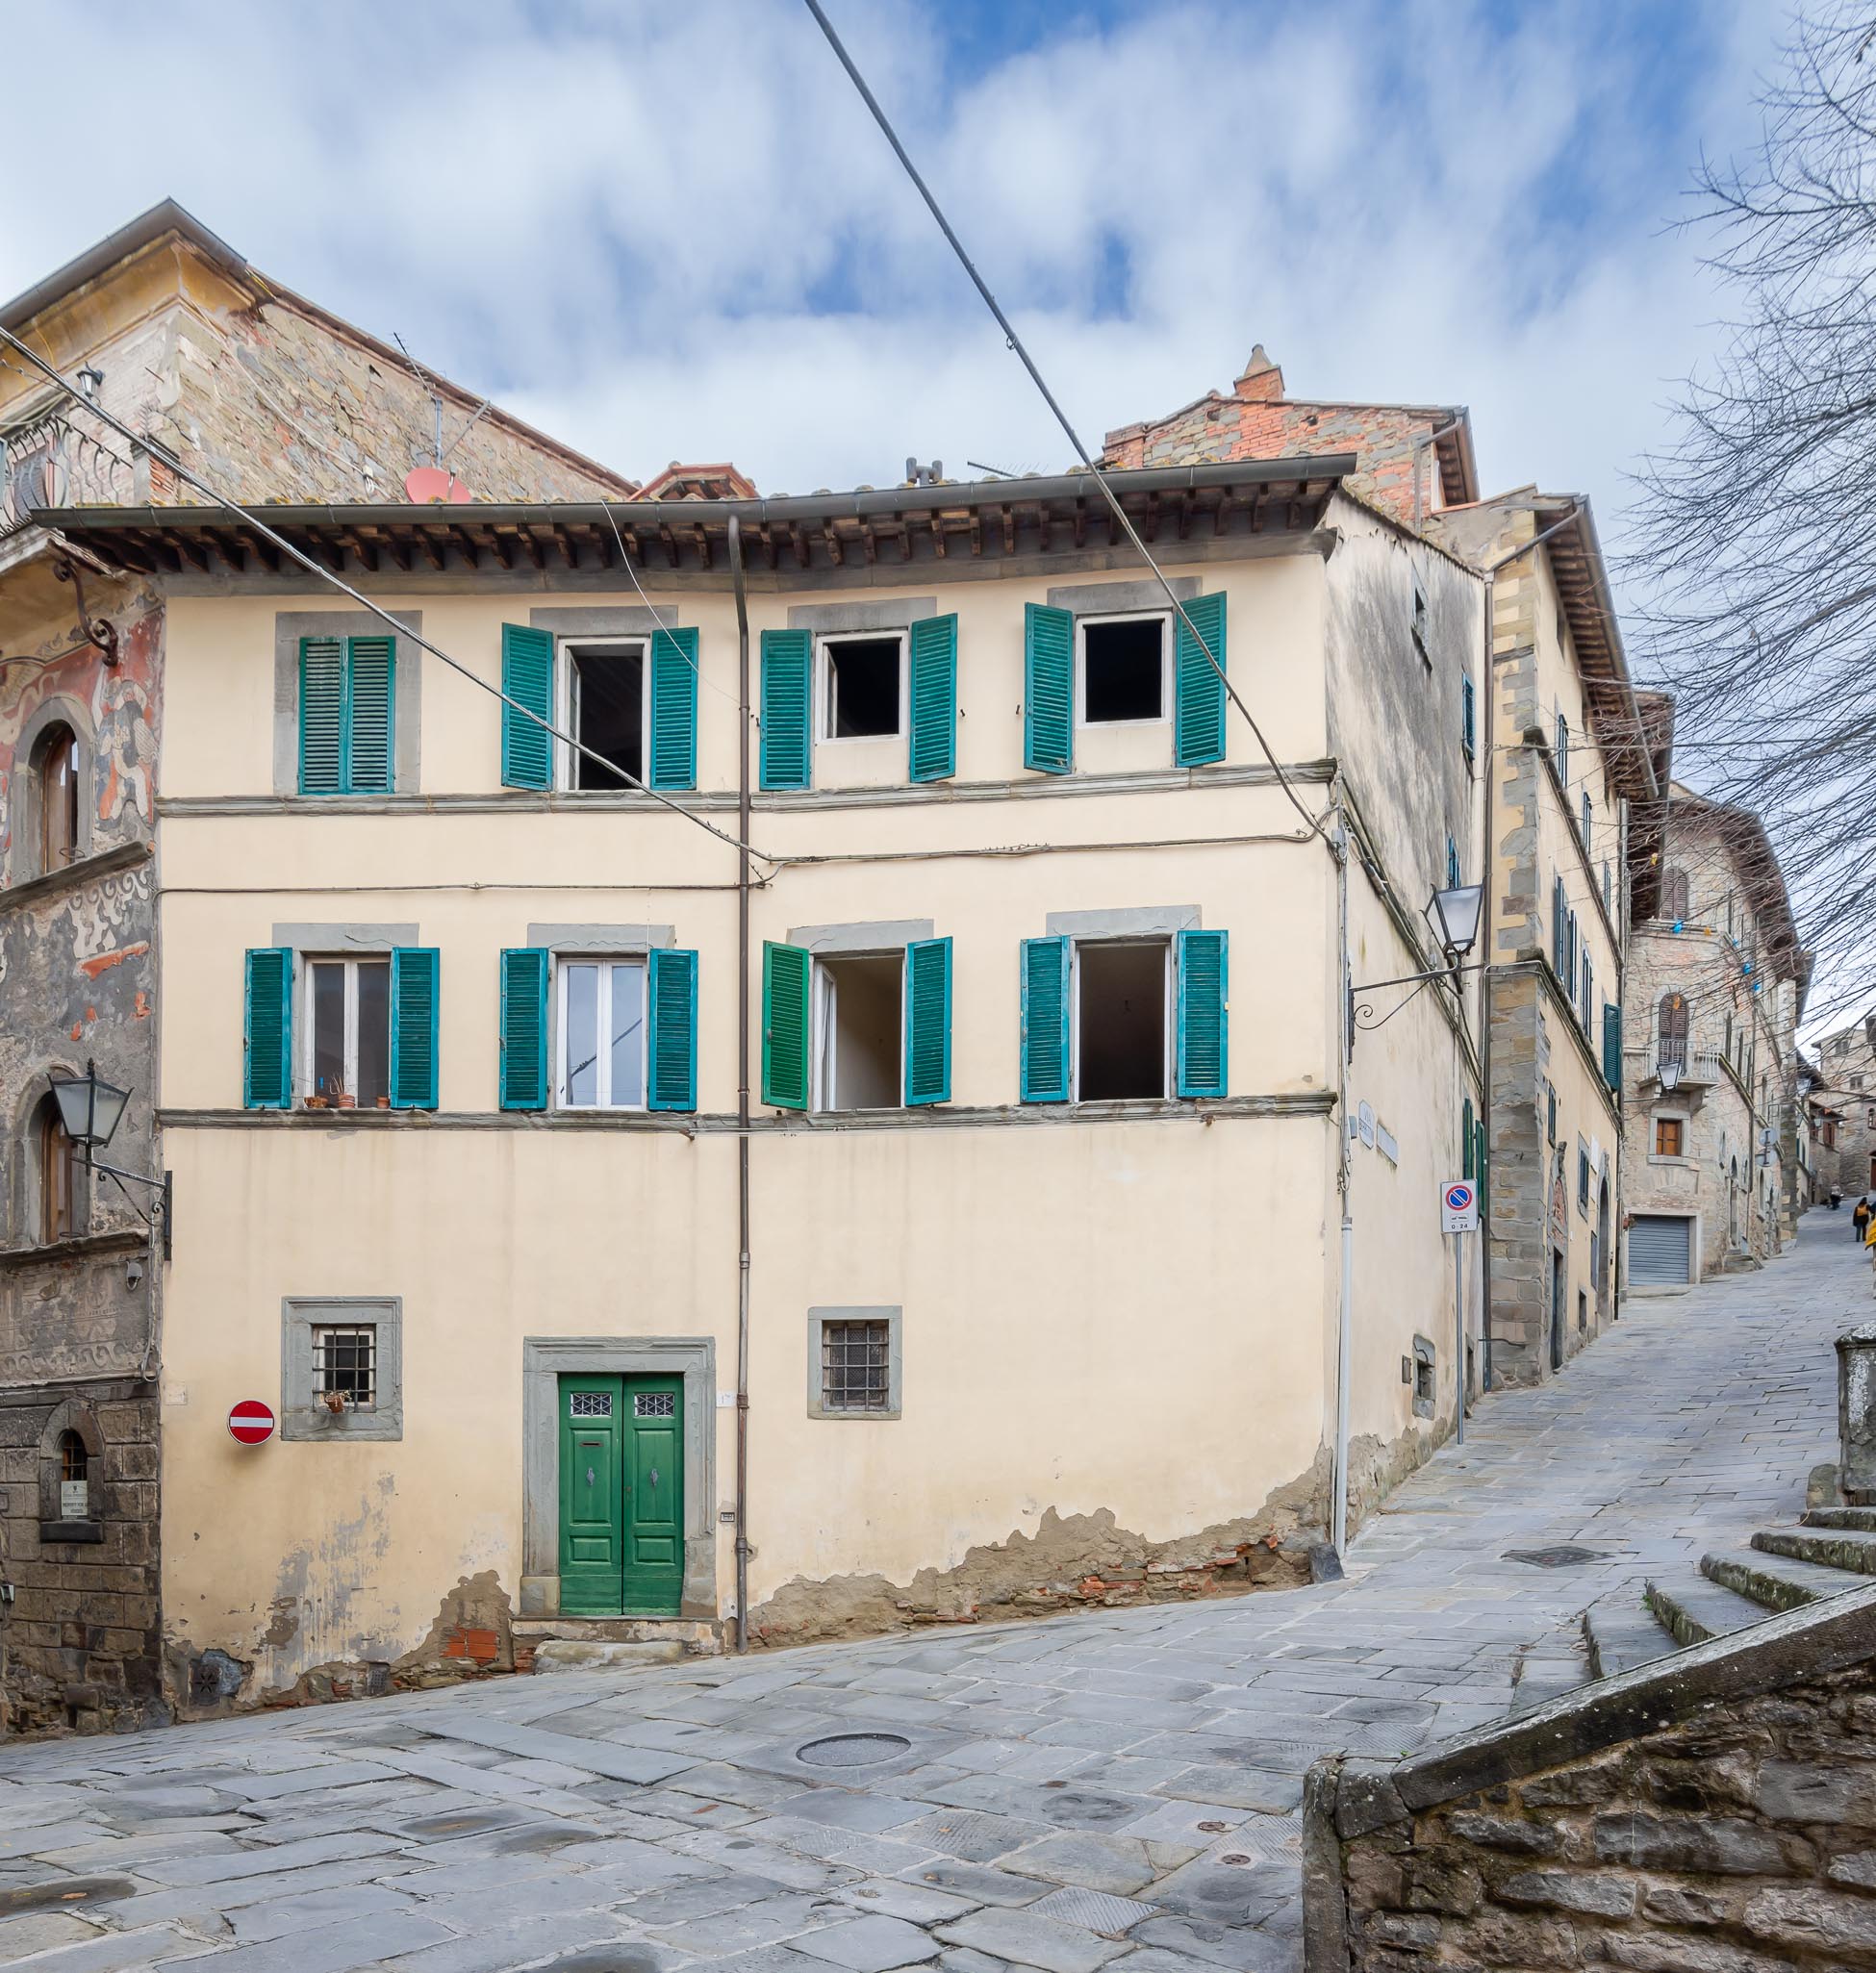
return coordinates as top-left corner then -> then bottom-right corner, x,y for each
1577,1289 -> 1588,1332
313,1326 -> 376,1409
58,1429 -> 89,1518
1414,1353 -> 1434,1404
822,1319 -> 892,1412
38,1096 -> 77,1243
1077,940 -> 1167,1100
824,637 -> 900,738
36,722 -> 79,875
1082,618 -> 1164,723
570,645 -> 644,789
815,952 -> 902,1111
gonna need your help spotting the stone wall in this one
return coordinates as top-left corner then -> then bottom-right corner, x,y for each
1305,1581 -> 1876,1970
0,1382 -> 162,1735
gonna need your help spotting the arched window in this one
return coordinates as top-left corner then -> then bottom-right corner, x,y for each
1658,991 -> 1689,1072
58,1430 -> 89,1517
34,722 -> 79,876
1661,868 -> 1690,921
37,1095 -> 77,1243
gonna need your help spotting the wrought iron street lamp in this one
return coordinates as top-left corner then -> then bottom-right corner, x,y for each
1659,1055 -> 1683,1095
1348,885 -> 1489,1047
45,1060 -> 170,1257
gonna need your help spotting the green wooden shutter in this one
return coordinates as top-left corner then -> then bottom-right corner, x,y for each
759,629 -> 812,792
1462,674 -> 1477,760
1176,928 -> 1229,1099
390,947 -> 439,1110
1024,603 -> 1073,773
1446,836 -> 1460,889
499,948 -> 549,1111
298,638 -> 344,794
903,936 -> 952,1105
1476,1118 -> 1489,1211
761,941 -> 810,1110
1462,1097 -> 1476,1179
243,948 -> 293,1109
1020,935 -> 1071,1102
1175,592 -> 1228,768
908,613 -> 958,782
1603,1001 -> 1623,1092
346,636 -> 395,794
649,626 -> 699,790
647,948 -> 698,1113
501,624 -> 555,791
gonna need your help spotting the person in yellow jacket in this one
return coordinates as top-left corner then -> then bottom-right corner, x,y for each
1866,1209 -> 1876,1289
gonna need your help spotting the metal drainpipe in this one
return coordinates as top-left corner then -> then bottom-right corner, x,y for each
1331,802 -> 1355,1556
728,517 -> 752,1652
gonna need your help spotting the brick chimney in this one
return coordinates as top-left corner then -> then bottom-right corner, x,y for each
1233,344 -> 1284,403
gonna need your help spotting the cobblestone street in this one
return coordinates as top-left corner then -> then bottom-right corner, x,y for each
0,1213 -> 1865,1973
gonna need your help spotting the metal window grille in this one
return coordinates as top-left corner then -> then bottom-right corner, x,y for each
312,1326 -> 376,1409
570,1392 -> 613,1417
633,1392 -> 675,1418
821,1319 -> 891,1412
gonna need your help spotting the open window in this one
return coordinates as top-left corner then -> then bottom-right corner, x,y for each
58,1430 -> 89,1518
306,956 -> 391,1105
813,951 -> 903,1111
1078,614 -> 1167,726
35,1092 -> 78,1243
561,642 -> 645,789
1076,940 -> 1170,1100
821,634 -> 903,741
557,956 -> 647,1109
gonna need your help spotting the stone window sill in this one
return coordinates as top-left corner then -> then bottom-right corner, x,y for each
1648,1154 -> 1694,1168
0,840 -> 149,916
39,1519 -> 103,1545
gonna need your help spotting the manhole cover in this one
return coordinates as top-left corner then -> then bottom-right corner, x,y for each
1503,1546 -> 1601,1570
797,1732 -> 912,1768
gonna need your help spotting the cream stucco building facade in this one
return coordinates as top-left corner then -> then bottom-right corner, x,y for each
49,463 -> 1493,1706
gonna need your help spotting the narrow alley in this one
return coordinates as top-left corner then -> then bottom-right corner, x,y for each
0,1213 -> 1864,1973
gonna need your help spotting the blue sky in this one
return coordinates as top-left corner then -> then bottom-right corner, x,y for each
5,0 -> 1780,540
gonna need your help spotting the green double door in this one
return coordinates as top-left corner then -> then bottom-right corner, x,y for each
558,1374 -> 684,1615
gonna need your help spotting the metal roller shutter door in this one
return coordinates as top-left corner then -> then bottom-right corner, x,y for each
1630,1214 -> 1691,1285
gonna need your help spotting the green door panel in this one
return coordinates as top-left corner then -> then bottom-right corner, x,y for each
558,1375 -> 623,1614
556,1372 -> 684,1618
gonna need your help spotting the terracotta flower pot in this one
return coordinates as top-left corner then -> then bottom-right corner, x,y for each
375,1095 -> 391,1110
334,1093 -> 356,1110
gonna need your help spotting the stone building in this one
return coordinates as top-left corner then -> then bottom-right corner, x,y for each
0,201 -> 632,1733
1618,777 -> 1807,1284
1813,1016 -> 1876,1205
1113,353 -> 1655,1386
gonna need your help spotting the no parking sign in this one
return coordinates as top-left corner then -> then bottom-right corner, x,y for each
1440,1180 -> 1479,1232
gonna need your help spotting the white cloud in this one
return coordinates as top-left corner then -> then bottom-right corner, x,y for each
1,0 -> 1780,544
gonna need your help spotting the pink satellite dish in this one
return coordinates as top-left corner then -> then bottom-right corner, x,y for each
405,467 -> 473,504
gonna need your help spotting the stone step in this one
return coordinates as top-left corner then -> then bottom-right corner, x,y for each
1583,1595 -> 1680,1680
1701,1546 -> 1865,1614
531,1639 -> 692,1676
1644,1574 -> 1771,1649
1753,1526 -> 1876,1576
513,1616 -> 723,1657
1802,1505 -> 1876,1532
1506,1654 -> 1594,1717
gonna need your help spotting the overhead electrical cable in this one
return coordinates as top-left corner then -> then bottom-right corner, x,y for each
0,323 -> 781,872
799,0 -> 1331,846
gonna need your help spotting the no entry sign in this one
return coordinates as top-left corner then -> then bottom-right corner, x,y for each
227,1399 -> 276,1446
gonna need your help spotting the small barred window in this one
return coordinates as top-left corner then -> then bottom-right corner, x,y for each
570,1392 -> 613,1418
312,1326 -> 375,1409
633,1392 -> 675,1418
821,1319 -> 891,1412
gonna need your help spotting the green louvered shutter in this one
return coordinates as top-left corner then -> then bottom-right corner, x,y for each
1024,603 -> 1073,774
1476,1118 -> 1489,1211
501,624 -> 555,791
908,614 -> 958,782
389,947 -> 439,1110
649,626 -> 699,790
762,941 -> 810,1110
647,948 -> 698,1113
1462,1097 -> 1476,1179
243,948 -> 293,1109
298,638 -> 345,794
1603,1001 -> 1623,1092
1462,674 -> 1477,761
1020,935 -> 1071,1102
759,628 -> 812,791
346,636 -> 395,793
1176,928 -> 1229,1099
1175,592 -> 1228,768
498,948 -> 549,1110
903,936 -> 952,1105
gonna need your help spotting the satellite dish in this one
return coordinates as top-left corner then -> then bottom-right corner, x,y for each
404,467 -> 472,505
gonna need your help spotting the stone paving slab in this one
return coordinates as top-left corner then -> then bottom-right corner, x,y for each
0,1214 -> 1863,1973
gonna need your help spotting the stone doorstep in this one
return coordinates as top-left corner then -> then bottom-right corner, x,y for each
512,1617 -> 723,1656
